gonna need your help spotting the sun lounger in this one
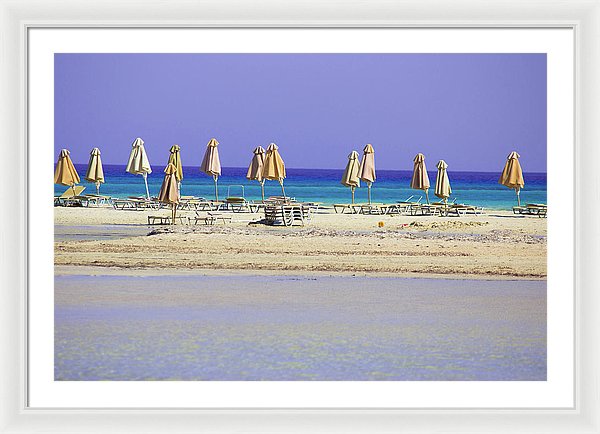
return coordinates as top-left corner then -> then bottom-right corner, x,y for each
189,211 -> 232,225
225,196 -> 251,213
54,185 -> 86,206
248,202 -> 266,213
264,203 -> 311,226
384,195 -> 422,215
355,203 -> 387,215
409,203 -> 444,216
264,196 -> 296,205
113,197 -> 163,211
147,215 -> 189,225
177,197 -> 215,211
446,204 -> 484,216
83,194 -> 112,206
513,204 -> 547,217
333,204 -> 356,214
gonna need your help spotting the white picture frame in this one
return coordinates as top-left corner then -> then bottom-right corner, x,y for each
1,0 -> 598,433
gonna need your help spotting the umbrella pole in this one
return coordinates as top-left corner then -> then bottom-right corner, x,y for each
172,203 -> 176,225
143,173 -> 150,200
425,189 -> 430,204
213,175 -> 219,202
351,186 -> 355,204
279,179 -> 286,198
516,187 -> 521,206
260,180 -> 265,202
367,182 -> 372,205
95,181 -> 100,196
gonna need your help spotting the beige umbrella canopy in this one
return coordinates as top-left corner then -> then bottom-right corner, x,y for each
358,144 -> 376,204
84,147 -> 104,195
262,143 -> 287,197
168,144 -> 183,183
126,137 -> 152,199
341,150 -> 361,204
434,159 -> 452,204
247,146 -> 266,201
54,149 -> 81,195
158,163 -> 180,224
200,138 -> 222,202
499,151 -> 525,206
410,153 -> 431,204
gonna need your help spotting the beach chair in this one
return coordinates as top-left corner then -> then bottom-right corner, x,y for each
54,185 -> 86,206
356,203 -> 386,215
513,204 -> 545,217
147,214 -> 188,225
189,211 -> 232,225
333,203 -> 355,214
263,203 -> 311,226
225,197 -> 250,212
447,204 -> 484,216
410,203 -> 442,216
516,204 -> 547,217
395,195 -> 422,215
113,197 -> 155,211
248,201 -> 266,213
526,204 -> 547,217
83,194 -> 112,206
222,185 -> 250,212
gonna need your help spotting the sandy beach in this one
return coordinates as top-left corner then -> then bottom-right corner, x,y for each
54,206 -> 546,279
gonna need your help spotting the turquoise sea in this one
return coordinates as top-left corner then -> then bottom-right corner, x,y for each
57,164 -> 547,210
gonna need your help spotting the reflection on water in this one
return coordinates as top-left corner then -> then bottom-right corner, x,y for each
55,274 -> 546,381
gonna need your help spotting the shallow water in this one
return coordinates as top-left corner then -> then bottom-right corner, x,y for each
55,274 -> 546,381
54,224 -> 151,242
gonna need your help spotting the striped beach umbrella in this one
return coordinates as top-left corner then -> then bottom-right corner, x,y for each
247,146 -> 266,201
410,153 -> 430,204
200,138 -> 222,202
499,151 -> 525,206
358,144 -> 376,204
126,137 -> 152,199
84,147 -> 104,195
341,150 -> 361,204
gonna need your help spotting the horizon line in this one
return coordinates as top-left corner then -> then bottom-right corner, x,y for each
76,163 -> 547,175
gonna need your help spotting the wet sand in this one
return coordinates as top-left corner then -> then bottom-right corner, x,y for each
54,207 -> 547,279
55,273 -> 546,381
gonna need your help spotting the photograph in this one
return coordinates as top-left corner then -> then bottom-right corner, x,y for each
53,52 -> 547,381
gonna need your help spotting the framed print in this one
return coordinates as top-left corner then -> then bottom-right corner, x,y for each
1,0 -> 599,433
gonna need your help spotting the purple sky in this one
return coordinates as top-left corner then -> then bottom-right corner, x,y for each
55,53 -> 547,172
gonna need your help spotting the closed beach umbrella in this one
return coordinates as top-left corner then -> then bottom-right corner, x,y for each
158,163 -> 180,224
54,149 -> 80,196
341,150 -> 361,204
246,146 -> 266,201
126,137 -> 152,200
358,144 -> 376,204
410,153 -> 431,204
200,138 -> 222,202
84,147 -> 104,195
262,143 -> 287,197
499,151 -> 525,206
434,159 -> 452,204
168,144 -> 183,194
